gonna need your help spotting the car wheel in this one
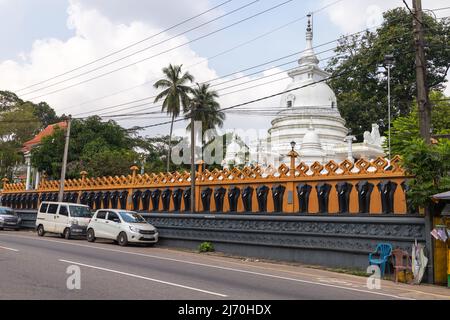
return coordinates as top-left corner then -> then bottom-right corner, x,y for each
87,229 -> 96,242
37,225 -> 45,237
117,232 -> 128,246
63,228 -> 71,240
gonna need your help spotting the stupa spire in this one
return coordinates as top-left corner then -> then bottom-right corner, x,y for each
299,13 -> 319,66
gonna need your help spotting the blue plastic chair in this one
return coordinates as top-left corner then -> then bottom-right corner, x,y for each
368,243 -> 393,277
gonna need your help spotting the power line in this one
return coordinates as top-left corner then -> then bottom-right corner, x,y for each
68,11 -> 426,117
79,25 -> 419,118
58,0 -> 344,113
23,0 -> 296,100
15,0 -> 235,93
19,0 -> 260,97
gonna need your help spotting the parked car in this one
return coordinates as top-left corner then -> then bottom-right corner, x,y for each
0,207 -> 21,230
87,209 -> 158,246
36,202 -> 93,239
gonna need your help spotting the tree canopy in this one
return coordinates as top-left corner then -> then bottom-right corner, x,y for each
31,116 -> 140,178
326,8 -> 450,139
0,91 -> 59,180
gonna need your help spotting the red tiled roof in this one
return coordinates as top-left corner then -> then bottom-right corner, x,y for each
22,121 -> 67,153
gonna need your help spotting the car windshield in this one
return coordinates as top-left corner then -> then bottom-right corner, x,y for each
0,208 -> 14,215
119,212 -> 146,224
69,206 -> 92,218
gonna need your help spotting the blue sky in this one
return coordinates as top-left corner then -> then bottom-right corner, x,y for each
0,0 -> 448,136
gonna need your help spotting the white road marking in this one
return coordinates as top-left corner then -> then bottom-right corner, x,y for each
59,259 -> 228,298
0,245 -> 19,252
0,233 -> 414,299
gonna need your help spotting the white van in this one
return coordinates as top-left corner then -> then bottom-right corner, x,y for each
36,202 -> 93,239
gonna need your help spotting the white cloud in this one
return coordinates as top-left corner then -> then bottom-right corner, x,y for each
0,0 -> 291,138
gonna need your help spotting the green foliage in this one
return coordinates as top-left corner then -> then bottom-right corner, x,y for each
31,116 -> 140,179
0,90 -> 60,180
198,242 -> 215,253
153,64 -> 194,171
402,139 -> 450,208
185,83 -> 225,143
389,91 -> 450,156
326,8 -> 450,139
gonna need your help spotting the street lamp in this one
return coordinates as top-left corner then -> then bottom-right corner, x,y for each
288,141 -> 299,176
384,54 -> 394,161
290,141 -> 296,151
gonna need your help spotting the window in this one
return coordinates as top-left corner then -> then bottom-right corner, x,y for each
107,212 -> 120,222
59,206 -> 69,216
47,204 -> 58,214
119,212 -> 146,224
0,208 -> 14,215
331,101 -> 335,108
96,211 -> 107,220
287,100 -> 293,108
39,203 -> 48,213
69,205 -> 92,218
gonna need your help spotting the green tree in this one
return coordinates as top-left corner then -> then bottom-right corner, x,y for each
326,8 -> 450,139
153,64 -> 194,172
185,83 -> 225,144
31,116 -> 140,178
389,91 -> 450,156
0,104 -> 42,180
402,138 -> 450,209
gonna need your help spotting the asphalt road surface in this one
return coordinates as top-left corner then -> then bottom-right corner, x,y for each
0,231 -> 447,300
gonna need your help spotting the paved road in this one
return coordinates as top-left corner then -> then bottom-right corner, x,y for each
0,231 -> 448,300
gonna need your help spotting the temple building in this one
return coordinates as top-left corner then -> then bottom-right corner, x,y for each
224,14 -> 385,168
21,121 -> 67,190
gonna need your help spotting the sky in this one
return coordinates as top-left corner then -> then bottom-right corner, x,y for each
0,0 -> 448,140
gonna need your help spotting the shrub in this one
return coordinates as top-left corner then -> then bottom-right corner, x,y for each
198,242 -> 215,253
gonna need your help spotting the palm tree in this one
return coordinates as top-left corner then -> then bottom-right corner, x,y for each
186,83 -> 225,146
154,64 -> 194,172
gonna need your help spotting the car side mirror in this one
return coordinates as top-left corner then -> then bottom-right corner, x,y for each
113,218 -> 120,223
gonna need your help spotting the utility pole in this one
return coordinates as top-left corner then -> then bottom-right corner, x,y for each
58,115 -> 72,202
190,111 -> 196,214
412,0 -> 431,143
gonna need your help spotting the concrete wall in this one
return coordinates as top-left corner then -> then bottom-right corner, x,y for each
143,213 -> 426,271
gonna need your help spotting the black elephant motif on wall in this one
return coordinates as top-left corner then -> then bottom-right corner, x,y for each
132,190 -> 142,211
272,185 -> 286,213
241,186 -> 253,212
161,189 -> 172,211
102,191 -> 110,209
172,189 -> 183,212
377,180 -> 397,214
356,181 -> 374,213
296,184 -> 312,213
201,188 -> 212,212
110,191 -> 120,209
79,192 -> 89,205
214,187 -> 226,212
336,182 -> 353,213
94,192 -> 103,210
401,180 -> 417,214
119,191 -> 128,209
228,186 -> 241,212
316,183 -> 332,214
151,189 -> 161,211
183,188 -> 191,212
141,190 -> 151,211
256,185 -> 269,212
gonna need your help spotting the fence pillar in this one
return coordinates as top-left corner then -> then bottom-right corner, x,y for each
287,146 -> 299,213
129,166 -> 139,210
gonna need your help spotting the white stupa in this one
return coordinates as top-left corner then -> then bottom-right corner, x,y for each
238,14 -> 385,168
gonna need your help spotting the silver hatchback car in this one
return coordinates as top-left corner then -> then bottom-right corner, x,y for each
0,207 -> 21,230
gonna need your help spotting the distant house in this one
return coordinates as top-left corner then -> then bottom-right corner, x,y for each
21,121 -> 67,190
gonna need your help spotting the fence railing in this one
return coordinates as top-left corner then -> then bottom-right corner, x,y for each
1,156 -> 412,215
